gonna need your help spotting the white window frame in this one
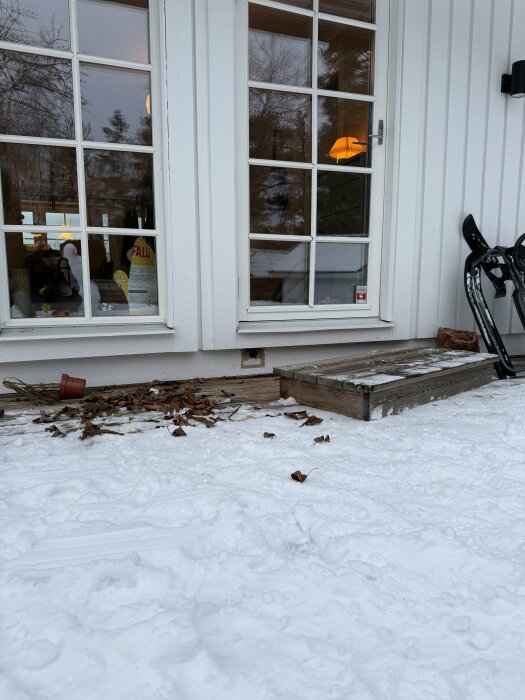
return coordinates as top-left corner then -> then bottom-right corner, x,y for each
0,0 -> 167,328
236,0 -> 390,322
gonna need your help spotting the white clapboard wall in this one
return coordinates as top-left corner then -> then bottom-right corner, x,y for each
393,0 -> 525,340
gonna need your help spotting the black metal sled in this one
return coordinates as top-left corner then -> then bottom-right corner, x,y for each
463,214 -> 525,379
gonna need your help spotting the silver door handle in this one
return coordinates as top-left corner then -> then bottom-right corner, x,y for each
368,119 -> 384,145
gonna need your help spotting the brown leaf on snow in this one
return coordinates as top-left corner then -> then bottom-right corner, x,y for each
221,389 -> 235,397
143,403 -> 163,411
291,470 -> 308,483
301,415 -> 323,427
172,426 -> 187,437
51,428 -> 66,438
284,410 -> 309,421
263,432 -> 276,439
33,411 -> 54,424
314,434 -> 330,443
80,420 -> 123,440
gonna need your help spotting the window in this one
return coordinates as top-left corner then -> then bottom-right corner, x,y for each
238,0 -> 387,321
0,0 -> 163,324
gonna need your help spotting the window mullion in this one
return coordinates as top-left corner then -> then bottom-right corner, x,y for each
70,0 -> 92,322
308,0 -> 319,309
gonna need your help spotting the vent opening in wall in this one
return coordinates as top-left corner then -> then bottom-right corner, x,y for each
241,348 -> 266,369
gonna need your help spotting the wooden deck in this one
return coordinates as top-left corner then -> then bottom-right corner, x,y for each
0,374 -> 281,411
275,347 -> 497,421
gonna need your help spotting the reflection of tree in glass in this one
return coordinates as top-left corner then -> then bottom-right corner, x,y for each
318,25 -> 371,95
0,48 -> 74,138
250,167 -> 310,236
0,0 -> 70,50
249,27 -> 310,87
85,109 -> 154,229
249,89 -> 310,163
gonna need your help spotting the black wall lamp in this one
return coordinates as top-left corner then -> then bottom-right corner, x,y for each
501,61 -> 525,98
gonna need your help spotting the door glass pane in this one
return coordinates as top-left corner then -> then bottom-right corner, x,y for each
319,0 -> 375,24
81,64 -> 152,145
318,22 -> 373,95
250,240 -> 309,305
88,234 -> 158,316
0,0 -> 70,50
250,89 -> 311,162
77,0 -> 149,64
0,144 -> 78,225
318,96 -> 371,166
6,232 -> 85,319
317,171 -> 370,237
314,243 -> 368,304
84,150 -> 154,229
249,5 -> 312,88
0,50 -> 74,138
250,166 -> 311,236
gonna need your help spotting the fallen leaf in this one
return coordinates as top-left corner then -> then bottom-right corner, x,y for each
172,426 -> 187,437
51,428 -> 66,438
263,432 -> 276,439
301,415 -> 323,427
80,420 -> 122,440
291,468 -> 318,483
33,411 -> 55,424
291,470 -> 308,482
285,410 -> 309,421
314,435 -> 330,443
143,403 -> 162,411
221,389 -> 235,397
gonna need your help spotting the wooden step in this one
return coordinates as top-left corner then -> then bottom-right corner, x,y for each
274,348 -> 498,421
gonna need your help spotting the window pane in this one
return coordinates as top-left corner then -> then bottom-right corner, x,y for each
250,240 -> 309,305
318,96 -> 371,166
319,0 -> 375,23
77,0 -> 149,64
318,22 -> 373,95
0,144 -> 78,225
0,50 -> 74,138
81,64 -> 151,145
250,166 -> 311,236
314,243 -> 368,304
249,5 -> 312,88
84,150 -> 154,229
0,0 -> 70,50
317,171 -> 370,236
87,234 -> 158,316
250,89 -> 311,162
6,232 -> 85,319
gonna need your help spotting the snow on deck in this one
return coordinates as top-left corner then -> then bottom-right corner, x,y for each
1,381 -> 525,699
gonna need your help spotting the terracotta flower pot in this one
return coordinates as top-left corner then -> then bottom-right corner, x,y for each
58,374 -> 86,400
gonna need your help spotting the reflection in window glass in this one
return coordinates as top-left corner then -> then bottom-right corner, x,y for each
249,5 -> 312,88
6,232 -> 85,319
318,96 -> 371,166
84,150 -> 154,229
318,22 -> 373,95
0,0 -> 70,50
0,144 -> 78,225
319,0 -> 375,24
88,234 -> 158,316
0,50 -> 74,138
314,243 -> 368,304
81,63 -> 152,144
250,166 -> 311,236
273,0 -> 312,7
317,171 -> 370,237
250,240 -> 309,305
77,0 -> 150,64
250,89 -> 311,162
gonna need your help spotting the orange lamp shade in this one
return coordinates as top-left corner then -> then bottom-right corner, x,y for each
329,136 -> 366,163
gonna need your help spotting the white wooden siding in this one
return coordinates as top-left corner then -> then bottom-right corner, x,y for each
395,0 -> 525,340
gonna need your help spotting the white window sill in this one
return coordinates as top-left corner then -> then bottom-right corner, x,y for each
0,323 -> 175,342
237,318 -> 395,334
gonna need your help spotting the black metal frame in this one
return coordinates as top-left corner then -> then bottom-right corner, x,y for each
463,214 -> 525,378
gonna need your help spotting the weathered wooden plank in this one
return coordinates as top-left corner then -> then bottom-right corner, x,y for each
280,377 -> 367,420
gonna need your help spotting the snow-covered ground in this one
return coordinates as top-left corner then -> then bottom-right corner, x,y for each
1,380 -> 525,700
